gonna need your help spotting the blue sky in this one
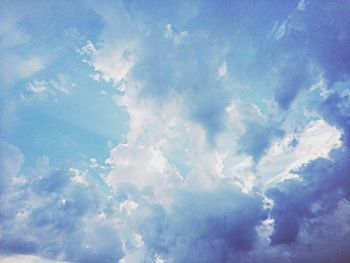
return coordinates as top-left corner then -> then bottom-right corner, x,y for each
1,0 -> 350,262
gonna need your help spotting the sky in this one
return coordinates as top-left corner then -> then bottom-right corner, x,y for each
0,0 -> 350,262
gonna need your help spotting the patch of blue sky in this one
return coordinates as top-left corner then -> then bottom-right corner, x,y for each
5,101 -> 126,166
1,6 -> 129,166
2,52 -> 129,167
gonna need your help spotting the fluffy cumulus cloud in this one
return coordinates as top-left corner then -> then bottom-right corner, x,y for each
1,0 -> 350,263
0,152 -> 123,262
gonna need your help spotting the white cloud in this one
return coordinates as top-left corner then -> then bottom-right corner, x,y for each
0,139 -> 24,194
155,255 -> 165,263
218,61 -> 227,78
274,21 -> 288,40
69,167 -> 89,186
0,55 -> 45,86
0,255 -> 68,263
79,40 -> 135,85
105,144 -> 182,193
258,119 -> 342,187
225,156 -> 256,193
77,40 -> 96,56
164,24 -> 188,45
90,158 -> 99,168
17,57 -> 45,78
119,200 -> 138,217
297,0 -> 306,11
25,74 -> 74,99
50,74 -> 72,94
26,80 -> 47,94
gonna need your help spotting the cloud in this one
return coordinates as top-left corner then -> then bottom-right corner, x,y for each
266,91 -> 350,248
273,55 -> 312,110
0,1 -> 30,49
26,80 -> 47,94
81,1 -> 231,141
105,144 -> 182,192
0,54 -> 45,87
25,74 -> 74,100
303,1 -> 350,85
274,21 -> 288,41
218,61 -> 227,78
80,40 -> 135,84
0,254 -> 67,263
0,139 -> 24,196
239,121 -> 285,162
236,199 -> 350,263
271,1 -> 350,109
297,0 -> 306,12
0,14 -> 29,49
267,147 -> 350,246
0,154 -> 124,263
2,1 -> 350,262
164,24 -> 188,45
134,186 -> 266,263
319,91 -> 350,147
259,119 -> 342,186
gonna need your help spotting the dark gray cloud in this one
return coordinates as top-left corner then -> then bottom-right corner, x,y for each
134,186 -> 266,263
271,1 -> 350,109
267,91 -> 350,251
